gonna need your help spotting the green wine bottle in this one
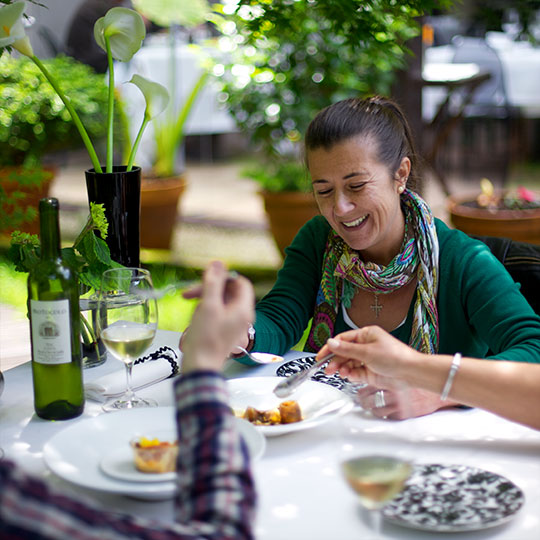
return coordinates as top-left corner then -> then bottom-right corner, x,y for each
28,198 -> 85,420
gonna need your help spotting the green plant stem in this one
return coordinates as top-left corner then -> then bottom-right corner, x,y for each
126,116 -> 149,172
105,36 -> 115,173
73,214 -> 94,250
30,56 -> 102,173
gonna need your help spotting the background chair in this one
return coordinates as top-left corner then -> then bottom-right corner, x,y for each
474,235 -> 540,315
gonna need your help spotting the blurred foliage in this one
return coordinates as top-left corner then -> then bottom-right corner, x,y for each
242,159 -> 311,193
0,54 -> 109,167
213,0 -> 452,190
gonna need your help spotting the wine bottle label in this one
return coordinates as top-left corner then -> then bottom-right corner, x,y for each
30,299 -> 72,365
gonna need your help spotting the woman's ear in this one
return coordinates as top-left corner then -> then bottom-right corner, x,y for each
395,156 -> 411,192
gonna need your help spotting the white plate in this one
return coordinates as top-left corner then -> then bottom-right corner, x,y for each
100,446 -> 177,483
249,352 -> 284,364
227,377 -> 354,437
382,463 -> 525,532
43,406 -> 265,500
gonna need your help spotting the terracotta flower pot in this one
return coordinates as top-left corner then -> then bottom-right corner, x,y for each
0,166 -> 55,236
140,174 -> 187,250
448,193 -> 540,245
260,190 -> 320,257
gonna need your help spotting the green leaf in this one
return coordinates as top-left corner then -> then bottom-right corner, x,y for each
0,1 -> 26,48
132,0 -> 209,28
94,7 -> 146,62
128,74 -> 169,120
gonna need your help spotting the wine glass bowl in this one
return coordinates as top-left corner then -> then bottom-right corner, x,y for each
97,268 -> 158,412
341,454 -> 412,538
341,455 -> 412,510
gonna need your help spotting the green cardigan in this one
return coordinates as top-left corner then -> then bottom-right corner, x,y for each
244,215 -> 540,365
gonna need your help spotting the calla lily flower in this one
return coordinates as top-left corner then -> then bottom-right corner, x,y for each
94,7 -> 146,62
0,1 -> 26,48
128,74 -> 169,120
125,75 -> 169,171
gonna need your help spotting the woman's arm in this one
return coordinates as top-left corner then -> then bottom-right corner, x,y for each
322,326 -> 540,430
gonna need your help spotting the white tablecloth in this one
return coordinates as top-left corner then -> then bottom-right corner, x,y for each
3,329 -> 540,539
423,37 -> 540,119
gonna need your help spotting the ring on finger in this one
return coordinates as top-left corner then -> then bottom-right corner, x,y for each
374,389 -> 386,408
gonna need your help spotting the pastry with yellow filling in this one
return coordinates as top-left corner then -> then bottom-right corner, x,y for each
131,436 -> 179,473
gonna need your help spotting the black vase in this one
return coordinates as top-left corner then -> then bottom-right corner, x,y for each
85,166 -> 141,267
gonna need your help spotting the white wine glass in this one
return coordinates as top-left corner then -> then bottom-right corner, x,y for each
341,454 -> 412,538
338,386 -> 414,538
97,267 -> 158,412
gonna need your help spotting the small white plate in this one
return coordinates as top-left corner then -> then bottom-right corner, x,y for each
100,447 -> 177,483
228,377 -> 354,437
249,352 -> 284,364
43,406 -> 265,500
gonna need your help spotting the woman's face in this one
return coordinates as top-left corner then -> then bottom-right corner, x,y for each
307,135 -> 410,264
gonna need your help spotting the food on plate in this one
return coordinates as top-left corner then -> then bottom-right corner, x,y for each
240,400 -> 303,425
131,436 -> 179,473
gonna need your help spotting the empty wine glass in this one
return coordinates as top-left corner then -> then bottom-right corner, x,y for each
97,268 -> 158,412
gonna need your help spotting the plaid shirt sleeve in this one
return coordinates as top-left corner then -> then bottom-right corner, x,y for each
0,372 -> 256,540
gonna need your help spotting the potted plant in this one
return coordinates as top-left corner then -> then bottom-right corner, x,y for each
130,0 -> 212,250
1,1 -> 168,366
0,53 -> 109,235
1,1 -> 169,267
448,178 -> 540,244
215,0 -> 451,256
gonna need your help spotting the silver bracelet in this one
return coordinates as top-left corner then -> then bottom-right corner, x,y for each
441,353 -> 462,401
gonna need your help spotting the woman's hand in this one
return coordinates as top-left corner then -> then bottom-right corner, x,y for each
319,326 -> 452,419
180,261 -> 254,374
320,325 -> 419,381
352,384 -> 450,420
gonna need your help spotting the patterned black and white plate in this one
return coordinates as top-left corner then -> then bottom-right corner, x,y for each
276,356 -> 358,393
382,463 -> 524,532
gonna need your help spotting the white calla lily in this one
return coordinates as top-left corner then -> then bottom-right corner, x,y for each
13,35 -> 33,57
128,75 -> 169,120
125,75 -> 169,170
0,1 -> 26,48
94,7 -> 146,62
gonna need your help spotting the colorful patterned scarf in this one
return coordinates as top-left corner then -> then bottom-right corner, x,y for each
305,189 -> 439,354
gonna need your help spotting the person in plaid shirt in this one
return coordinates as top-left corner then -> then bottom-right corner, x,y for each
0,261 -> 257,540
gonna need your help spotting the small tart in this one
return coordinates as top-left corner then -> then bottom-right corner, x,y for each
131,437 -> 179,473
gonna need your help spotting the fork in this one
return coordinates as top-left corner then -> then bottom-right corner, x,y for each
273,352 -> 335,398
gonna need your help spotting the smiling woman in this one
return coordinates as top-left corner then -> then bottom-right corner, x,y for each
229,95 -> 540,423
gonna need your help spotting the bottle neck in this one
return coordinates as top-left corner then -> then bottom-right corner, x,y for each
39,199 -> 61,259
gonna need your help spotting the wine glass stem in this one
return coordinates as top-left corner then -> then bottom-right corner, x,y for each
124,361 -> 135,405
371,509 -> 382,539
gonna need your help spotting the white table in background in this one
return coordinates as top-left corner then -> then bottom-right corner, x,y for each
114,40 -> 236,169
2,330 -> 540,540
423,36 -> 540,120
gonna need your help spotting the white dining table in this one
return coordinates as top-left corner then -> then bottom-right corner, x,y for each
423,35 -> 540,120
2,329 -> 540,540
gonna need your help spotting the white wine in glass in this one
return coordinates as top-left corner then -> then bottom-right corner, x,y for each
341,455 -> 412,536
97,268 -> 158,412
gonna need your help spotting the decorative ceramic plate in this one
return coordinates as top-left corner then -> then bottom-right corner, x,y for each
43,406 -> 265,500
227,376 -> 354,437
276,356 -> 359,393
382,463 -> 525,532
